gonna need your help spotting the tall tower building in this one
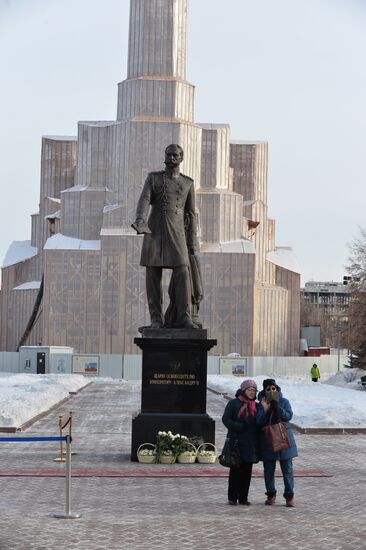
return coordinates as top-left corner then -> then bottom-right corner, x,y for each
0,0 -> 300,356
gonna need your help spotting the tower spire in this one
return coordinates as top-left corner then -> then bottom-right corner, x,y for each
127,0 -> 187,80
117,0 -> 194,122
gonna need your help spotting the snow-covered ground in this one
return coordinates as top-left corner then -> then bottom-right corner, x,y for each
0,370 -> 365,429
0,373 -> 89,428
208,369 -> 366,428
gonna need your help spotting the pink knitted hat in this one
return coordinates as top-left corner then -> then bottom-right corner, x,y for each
240,379 -> 257,392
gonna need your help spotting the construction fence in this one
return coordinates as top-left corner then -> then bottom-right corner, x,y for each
0,351 -> 348,380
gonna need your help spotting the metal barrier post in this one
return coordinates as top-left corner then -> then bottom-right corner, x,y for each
69,411 -> 73,438
53,415 -> 65,462
54,435 -> 81,519
68,411 -> 77,456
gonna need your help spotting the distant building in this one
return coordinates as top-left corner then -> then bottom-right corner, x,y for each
301,281 -> 350,318
301,281 -> 350,348
0,0 -> 300,356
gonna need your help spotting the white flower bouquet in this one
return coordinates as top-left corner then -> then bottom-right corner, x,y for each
176,439 -> 197,463
155,431 -> 177,463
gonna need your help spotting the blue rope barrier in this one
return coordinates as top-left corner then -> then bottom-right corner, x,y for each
0,433 -> 80,519
0,436 -> 67,442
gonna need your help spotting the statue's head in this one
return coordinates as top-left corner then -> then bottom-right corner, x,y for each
164,144 -> 184,168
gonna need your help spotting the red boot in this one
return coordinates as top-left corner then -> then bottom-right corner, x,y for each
286,496 -> 295,507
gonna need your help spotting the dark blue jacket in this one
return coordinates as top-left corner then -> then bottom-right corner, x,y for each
256,386 -> 298,461
222,391 -> 259,464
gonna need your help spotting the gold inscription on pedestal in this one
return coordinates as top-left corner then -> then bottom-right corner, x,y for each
149,373 -> 200,386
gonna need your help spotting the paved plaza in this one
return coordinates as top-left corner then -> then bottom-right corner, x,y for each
0,381 -> 365,550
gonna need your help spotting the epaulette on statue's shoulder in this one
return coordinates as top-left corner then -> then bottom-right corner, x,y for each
149,170 -> 165,177
180,173 -> 194,182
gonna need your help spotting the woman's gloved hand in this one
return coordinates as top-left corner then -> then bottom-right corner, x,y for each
270,399 -> 279,410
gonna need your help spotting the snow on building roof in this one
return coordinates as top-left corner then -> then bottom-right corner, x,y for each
62,185 -> 110,194
46,197 -> 61,204
42,135 -> 77,141
103,204 -> 121,213
230,140 -> 267,145
267,247 -> 301,274
243,199 -> 256,206
201,239 -> 255,254
61,185 -> 88,193
100,228 -> 135,236
199,123 -> 230,129
220,240 -> 255,254
78,120 -> 115,127
2,241 -> 38,268
13,281 -> 41,291
44,233 -> 101,251
45,210 -> 60,220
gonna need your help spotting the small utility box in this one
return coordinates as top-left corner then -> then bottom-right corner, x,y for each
19,346 -> 74,374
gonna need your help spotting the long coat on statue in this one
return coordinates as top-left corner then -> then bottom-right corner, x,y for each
135,171 -> 198,268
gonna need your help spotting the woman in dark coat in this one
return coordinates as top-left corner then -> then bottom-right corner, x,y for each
256,378 -> 298,507
222,379 -> 259,505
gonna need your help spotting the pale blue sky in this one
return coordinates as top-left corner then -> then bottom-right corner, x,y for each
0,0 -> 365,283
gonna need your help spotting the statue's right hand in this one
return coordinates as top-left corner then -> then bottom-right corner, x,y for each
131,220 -> 152,234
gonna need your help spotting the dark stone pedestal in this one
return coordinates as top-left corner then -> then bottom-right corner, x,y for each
131,328 -> 217,461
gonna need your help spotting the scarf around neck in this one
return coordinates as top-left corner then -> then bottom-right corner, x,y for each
237,394 -> 256,418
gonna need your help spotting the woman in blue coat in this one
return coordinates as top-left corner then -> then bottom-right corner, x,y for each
222,379 -> 260,505
256,378 -> 298,507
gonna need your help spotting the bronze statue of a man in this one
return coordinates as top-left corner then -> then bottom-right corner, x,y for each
132,144 -> 200,329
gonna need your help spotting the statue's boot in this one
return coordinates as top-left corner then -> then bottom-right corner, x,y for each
146,267 -> 164,328
172,266 -> 198,329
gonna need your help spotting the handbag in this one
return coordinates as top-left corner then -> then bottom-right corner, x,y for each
262,412 -> 290,453
218,435 -> 241,468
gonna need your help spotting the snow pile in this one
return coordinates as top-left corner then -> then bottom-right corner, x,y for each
1,371 -> 365,430
323,368 -> 366,390
208,373 -> 366,428
88,377 -> 131,385
0,373 -> 89,428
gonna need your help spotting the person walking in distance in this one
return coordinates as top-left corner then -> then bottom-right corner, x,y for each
310,363 -> 320,382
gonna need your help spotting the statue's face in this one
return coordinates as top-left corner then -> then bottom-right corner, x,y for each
165,146 -> 183,168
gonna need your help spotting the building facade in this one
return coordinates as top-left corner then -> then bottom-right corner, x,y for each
300,280 -> 350,348
301,281 -> 350,317
0,0 -> 300,356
